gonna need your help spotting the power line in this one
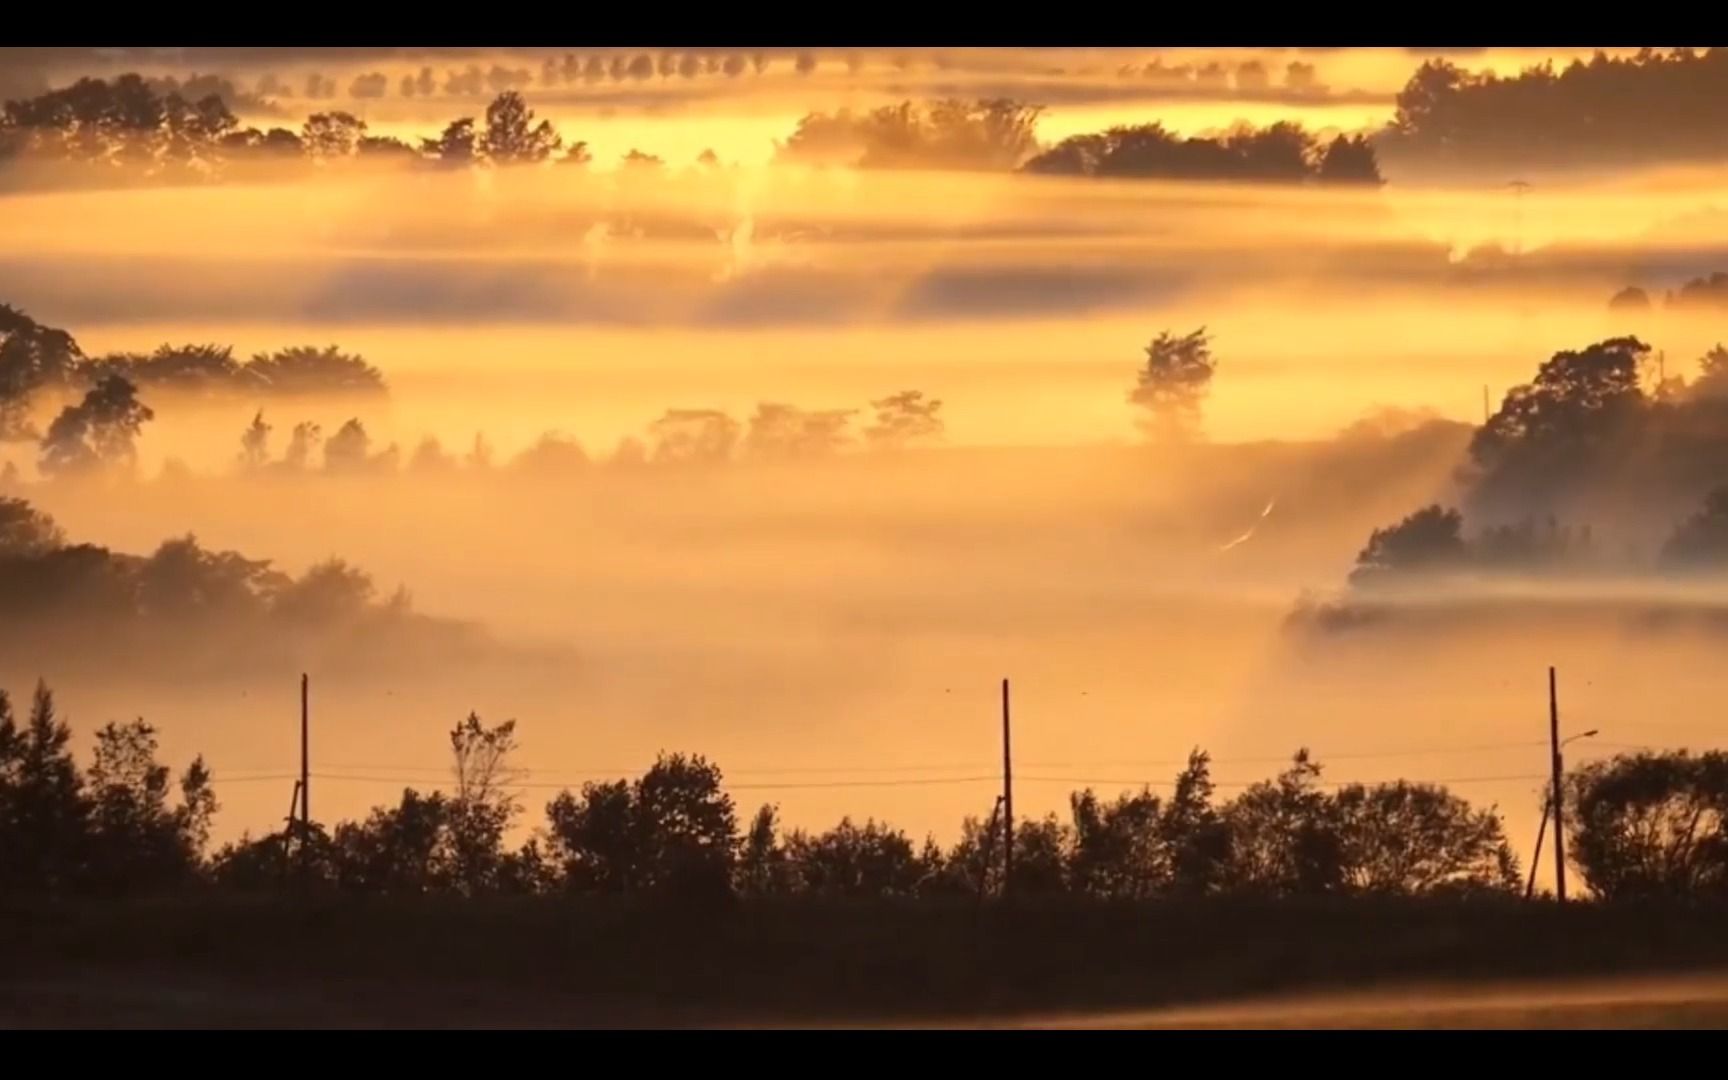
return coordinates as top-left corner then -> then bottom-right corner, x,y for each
1017,772 -> 1549,790
254,770 -> 1552,794
228,737 -> 1557,782
305,771 -> 1003,791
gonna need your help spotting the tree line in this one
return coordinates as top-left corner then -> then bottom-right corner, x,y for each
775,100 -> 1383,184
7,293 -> 1225,484
1308,335 -> 1728,613
0,495 -> 481,677
1024,122 -> 1381,185
2,74 -> 1388,189
1379,49 -> 1728,172
225,391 -> 943,480
2,302 -> 385,449
0,80 -> 612,183
1612,271 -> 1728,314
19,51 -> 1728,188
6,688 -> 1722,904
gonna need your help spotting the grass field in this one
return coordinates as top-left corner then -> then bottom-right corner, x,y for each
7,895 -> 1728,1027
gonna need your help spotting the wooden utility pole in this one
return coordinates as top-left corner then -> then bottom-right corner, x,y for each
1525,798 -> 1549,900
977,795 -> 1005,900
1001,678 -> 1014,898
300,673 -> 311,841
1549,666 -> 1567,903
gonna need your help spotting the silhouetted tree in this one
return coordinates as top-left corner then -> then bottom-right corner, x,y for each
422,117 -> 478,166
1128,328 -> 1215,442
82,719 -> 215,893
631,753 -> 736,900
243,345 -> 386,396
0,682 -> 86,894
1671,271 -> 1728,310
323,418 -> 373,473
1024,121 -> 1379,185
546,779 -> 636,893
445,712 -> 527,894
238,410 -> 271,471
744,403 -> 856,460
1467,337 -> 1648,507
1569,751 -> 1728,900
735,803 -> 792,896
409,436 -> 456,473
546,753 -> 736,900
1609,285 -> 1652,311
1349,505 -> 1468,587
348,72 -> 387,100
330,789 -> 453,894
137,535 -> 283,620
271,558 -> 375,624
1316,134 -> 1383,185
1222,750 -> 1344,895
1331,781 -> 1517,895
283,421 -> 321,470
356,134 -> 416,160
481,91 -> 560,165
1,303 -> 85,442
864,390 -> 944,451
1381,50 -> 1728,173
648,408 -> 740,464
300,111 -> 366,159
510,433 -> 589,475
0,495 -> 65,556
778,98 -> 1042,171
1661,488 -> 1728,570
85,343 -> 241,395
38,374 -> 154,477
782,817 -> 935,898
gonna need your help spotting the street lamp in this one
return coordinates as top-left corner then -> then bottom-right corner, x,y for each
1527,727 -> 1599,901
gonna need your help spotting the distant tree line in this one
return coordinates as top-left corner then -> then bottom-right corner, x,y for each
776,99 -> 1044,171
1610,271 -> 1728,314
1,303 -> 385,449
1107,57 -> 1327,97
0,496 -> 471,667
260,51 -> 827,108
1317,336 -> 1728,605
21,51 -> 1728,189
3,76 -> 1386,189
1024,122 -> 1381,185
775,101 -> 1383,184
0,80 -> 623,184
228,392 -> 946,483
1378,49 -> 1728,172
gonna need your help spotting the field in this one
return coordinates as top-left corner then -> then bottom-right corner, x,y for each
7,896 -> 1728,1027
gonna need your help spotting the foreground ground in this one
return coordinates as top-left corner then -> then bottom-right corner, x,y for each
6,896 -> 1728,1028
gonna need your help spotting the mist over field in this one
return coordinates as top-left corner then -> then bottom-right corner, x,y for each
6,44 -> 1728,878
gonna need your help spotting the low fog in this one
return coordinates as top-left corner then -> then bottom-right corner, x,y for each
5,47 -> 1728,871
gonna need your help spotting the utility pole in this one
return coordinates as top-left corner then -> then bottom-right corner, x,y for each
300,673 -> 311,848
1525,797 -> 1549,900
1549,666 -> 1567,904
977,795 -> 1005,900
1001,678 -> 1014,898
